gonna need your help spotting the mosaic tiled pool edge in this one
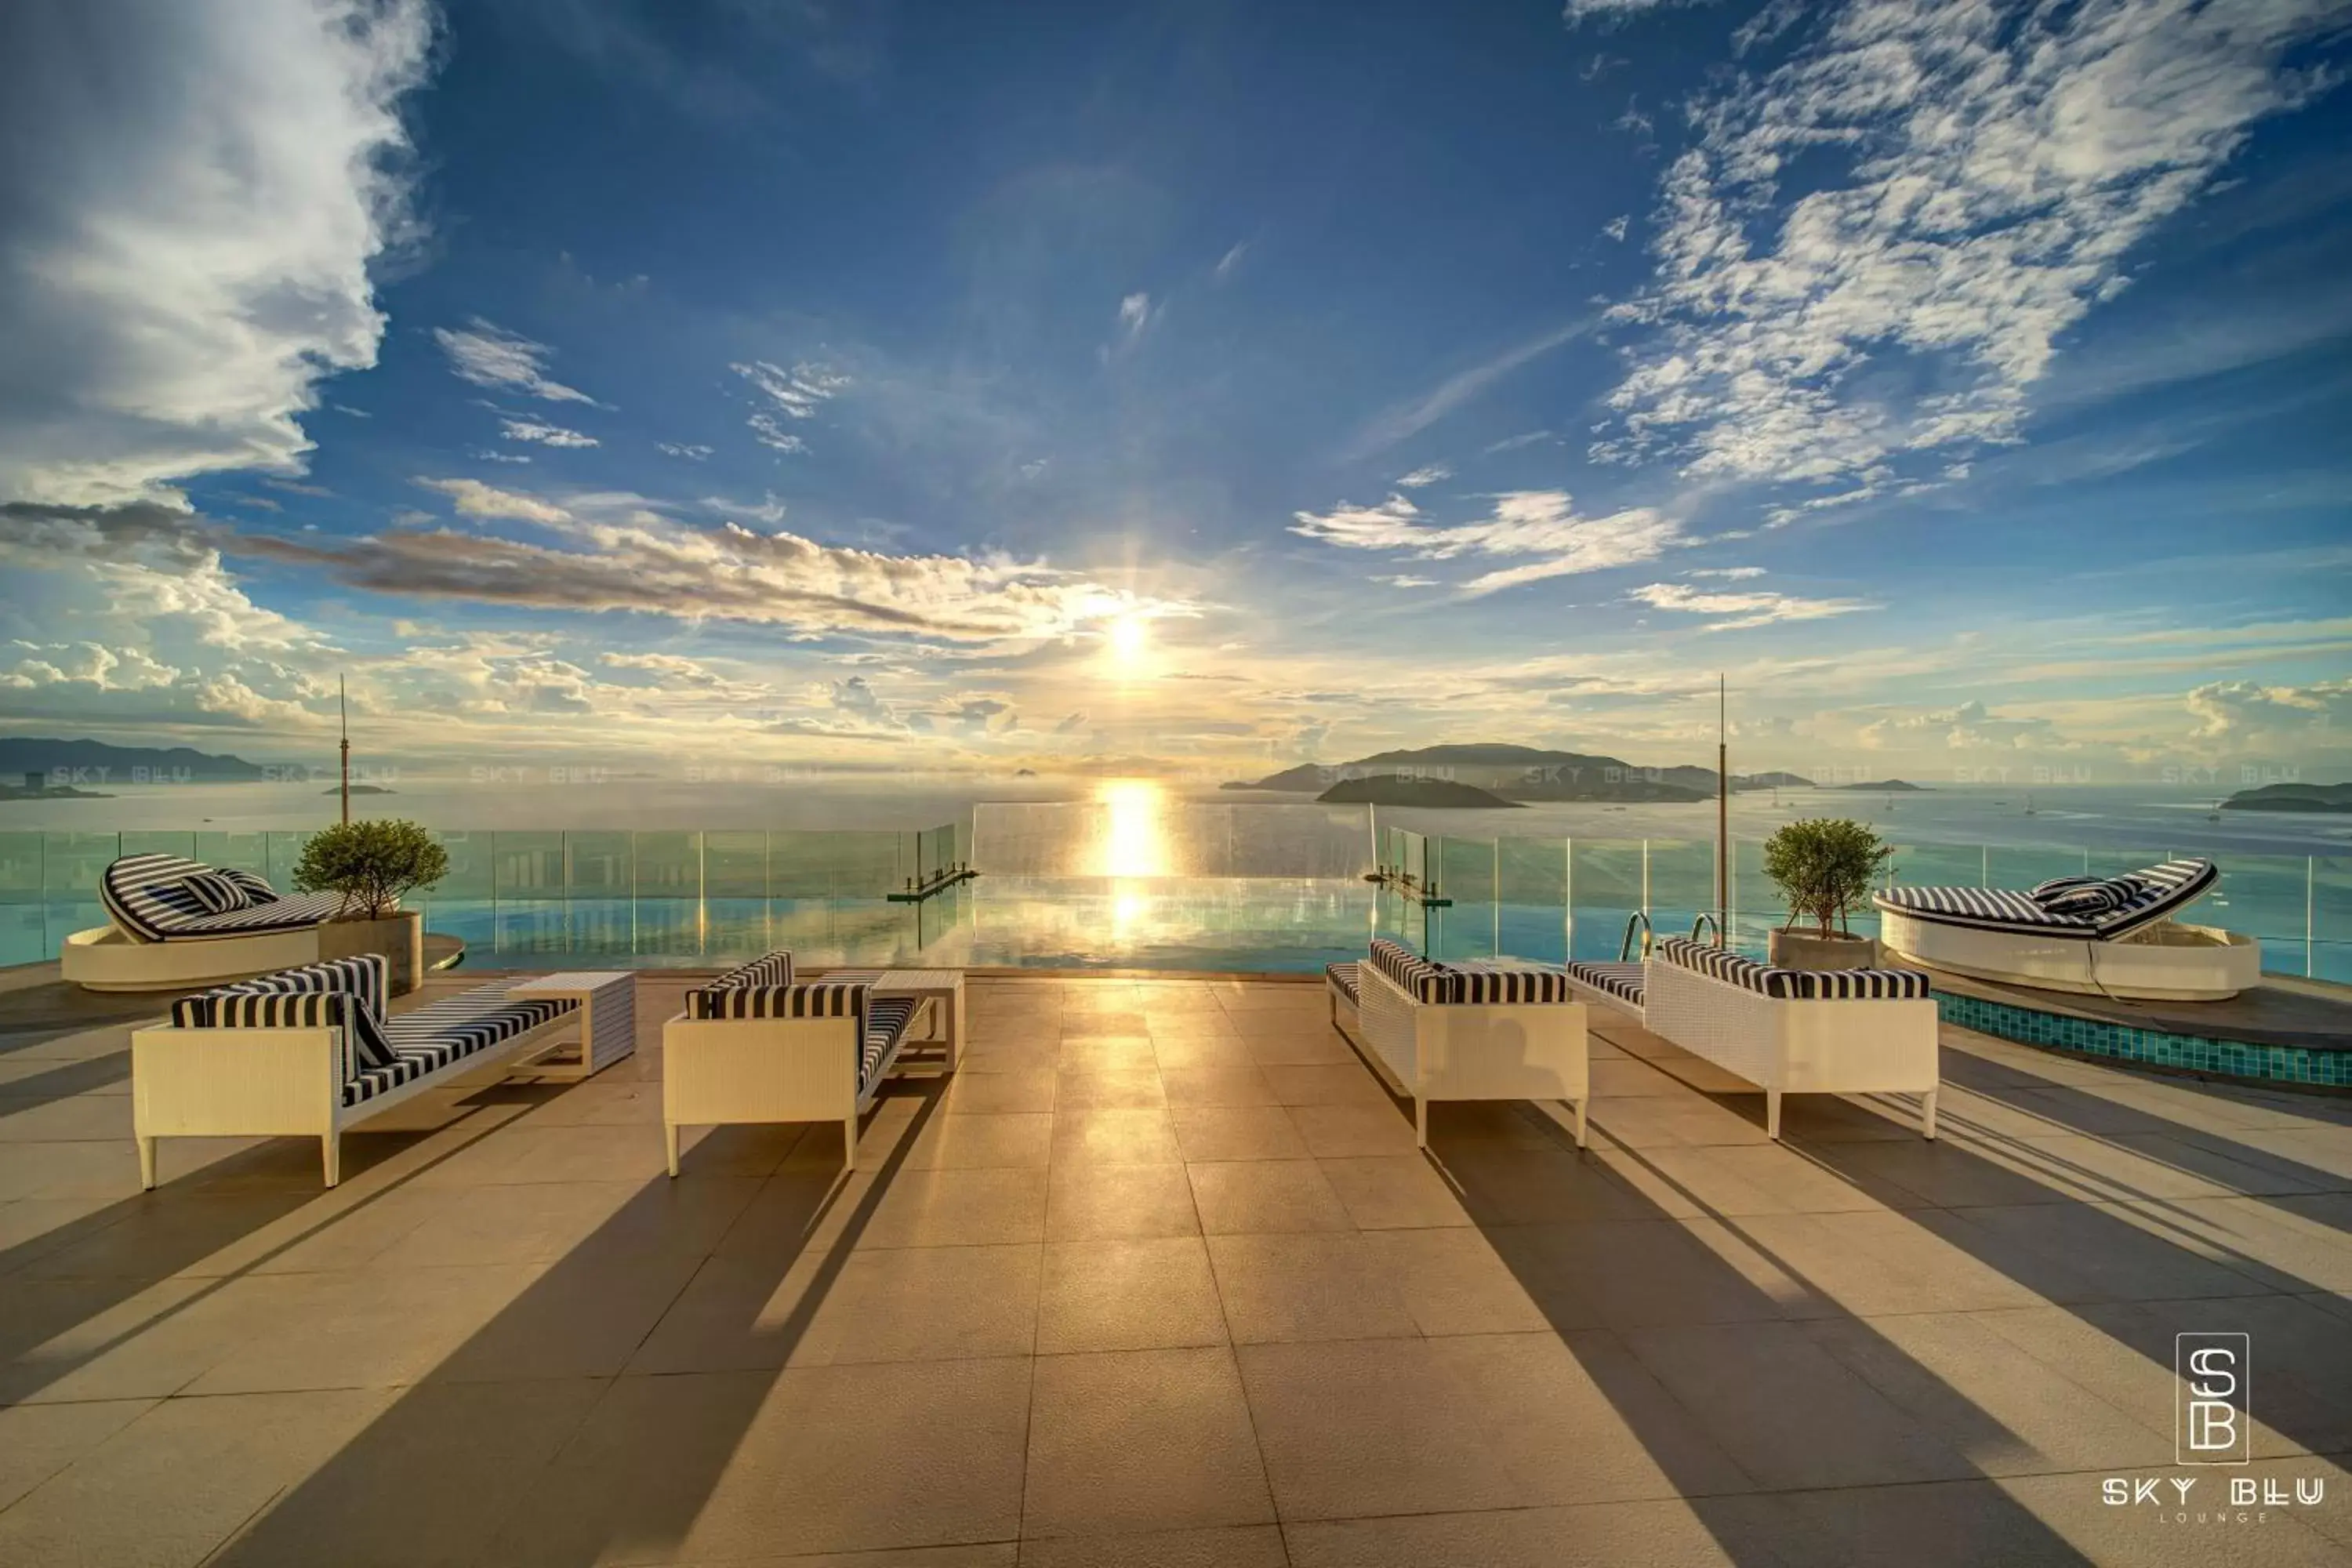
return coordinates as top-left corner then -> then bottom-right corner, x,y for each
1933,989 -> 2351,1089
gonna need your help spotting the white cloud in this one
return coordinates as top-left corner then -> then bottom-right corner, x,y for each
1118,292 -> 1153,338
656,442 -> 714,460
1602,215 -> 1629,241
601,650 -> 728,688
434,319 -> 599,405
1292,489 -> 1684,595
2185,678 -> 2352,739
746,414 -> 807,454
499,417 -> 599,448
1600,0 -> 2348,492
1563,0 -> 1707,24
415,477 -> 574,527
1858,697 -> 2059,750
1395,464 -> 1453,488
1344,321 -> 1593,459
1687,565 -> 1766,579
0,0 -> 435,505
733,359 -> 849,419
1214,242 -> 1250,280
1628,581 -> 1874,631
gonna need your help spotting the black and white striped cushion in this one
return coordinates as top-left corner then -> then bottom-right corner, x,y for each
1367,938 -> 1459,1004
684,951 -> 800,1018
169,892 -> 350,935
1652,938 -> 1929,1000
1563,960 -> 1646,1007
2039,882 -> 2125,916
1877,858 -> 2216,940
1323,962 -> 1360,1003
101,854 -> 214,939
222,868 -> 278,904
1450,962 -> 1572,1004
2029,876 -> 2102,900
863,996 -> 916,1091
689,980 -> 872,1022
172,954 -> 397,1068
181,871 -> 247,914
348,985 -> 576,1105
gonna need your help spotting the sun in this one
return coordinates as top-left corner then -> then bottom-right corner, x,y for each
1107,615 -> 1149,664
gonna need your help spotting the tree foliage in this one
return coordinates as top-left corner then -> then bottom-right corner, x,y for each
1761,818 -> 1893,936
292,818 -> 449,920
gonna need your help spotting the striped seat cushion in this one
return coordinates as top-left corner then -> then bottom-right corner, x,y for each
1563,960 -> 1646,1007
1651,938 -> 1931,1000
346,985 -> 577,1105
1366,938 -> 1459,1004
100,853 -> 344,939
688,979 -> 872,1021
684,950 -> 797,1018
1450,962 -> 1572,1004
172,954 -> 397,1069
1323,961 -> 1360,1003
863,996 -> 916,1091
1875,858 -> 2216,940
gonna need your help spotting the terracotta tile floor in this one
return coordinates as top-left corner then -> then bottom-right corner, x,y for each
0,967 -> 2347,1564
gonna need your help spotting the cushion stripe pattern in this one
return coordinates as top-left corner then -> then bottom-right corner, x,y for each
1563,960 -> 1646,1007
684,951 -> 797,1018
1875,858 -> 2216,940
1652,938 -> 1930,1000
172,954 -> 397,1068
222,868 -> 278,904
181,871 -> 247,914
100,854 -> 342,938
1323,961 -> 1360,1003
862,996 -> 916,1091
1367,938 -> 1460,1004
1450,962 -> 1572,1004
350,986 -> 576,1105
688,980 -> 872,1024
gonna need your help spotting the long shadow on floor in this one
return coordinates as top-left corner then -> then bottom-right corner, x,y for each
207,1083 -> 947,1567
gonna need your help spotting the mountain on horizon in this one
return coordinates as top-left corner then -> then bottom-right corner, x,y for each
1224,744 -> 1812,804
0,737 -> 276,782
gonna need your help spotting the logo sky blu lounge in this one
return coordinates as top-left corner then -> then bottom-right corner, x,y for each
2176,1332 -> 2251,1465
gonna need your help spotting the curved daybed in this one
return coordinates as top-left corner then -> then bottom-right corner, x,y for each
1872,858 -> 2259,1001
60,853 -> 349,993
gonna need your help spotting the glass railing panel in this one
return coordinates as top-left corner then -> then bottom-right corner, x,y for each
191,833 -> 269,876
1567,839 -> 1643,961
632,832 -> 702,898
2313,857 -> 2349,984
1986,844 -> 2092,889
492,832 -> 566,898
120,831 -> 197,862
772,829 -> 898,899
426,830 -> 493,899
2207,855 -> 2314,957
702,830 -> 769,902
42,833 -> 121,897
1426,837 -> 1495,963
1497,837 -> 1568,964
1646,839 -> 1716,942
0,833 -> 42,904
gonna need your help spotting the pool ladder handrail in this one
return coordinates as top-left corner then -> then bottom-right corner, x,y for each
1689,912 -> 1723,948
1617,910 -> 1653,962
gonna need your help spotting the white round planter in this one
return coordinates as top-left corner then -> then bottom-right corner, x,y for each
1766,928 -> 1879,971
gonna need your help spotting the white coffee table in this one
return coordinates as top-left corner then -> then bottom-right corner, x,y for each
506,971 -> 638,1080
868,969 -> 964,1070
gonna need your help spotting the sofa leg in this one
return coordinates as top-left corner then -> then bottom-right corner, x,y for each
1766,1091 -> 1782,1142
321,1133 -> 341,1189
1414,1097 -> 1428,1149
137,1136 -> 157,1192
665,1123 -> 681,1178
1573,1098 -> 1589,1150
844,1114 -> 858,1173
1921,1089 -> 1938,1142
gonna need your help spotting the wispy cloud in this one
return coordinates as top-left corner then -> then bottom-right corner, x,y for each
1343,320 -> 1593,459
499,417 -> 599,448
1293,489 -> 1683,596
1395,463 -> 1452,488
416,477 -> 574,526
434,320 -> 601,405
1629,581 -> 1873,631
1118,292 -> 1153,338
656,442 -> 714,461
1598,0 -> 2347,493
1601,214 -> 1629,241
733,359 -> 848,453
1214,242 -> 1250,280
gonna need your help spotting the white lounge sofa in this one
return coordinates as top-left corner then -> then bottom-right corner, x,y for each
662,952 -> 924,1175
1872,858 -> 2257,1000
1567,938 -> 1939,1141
131,953 -> 579,1187
65,853 -> 351,993
1325,938 -> 1589,1149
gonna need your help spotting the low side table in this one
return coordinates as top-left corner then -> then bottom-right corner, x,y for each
506,971 -> 638,1080
869,969 -> 964,1070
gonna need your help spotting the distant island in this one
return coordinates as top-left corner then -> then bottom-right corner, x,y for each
1826,779 -> 1927,792
1223,744 -> 1812,807
2222,782 -> 2352,814
0,737 -> 275,782
1316,775 -> 1523,809
0,781 -> 112,801
324,784 -> 396,796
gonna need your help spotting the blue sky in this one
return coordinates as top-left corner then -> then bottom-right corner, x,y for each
2,0 -> 2348,784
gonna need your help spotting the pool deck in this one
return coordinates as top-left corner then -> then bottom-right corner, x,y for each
1,967 -> 2348,1565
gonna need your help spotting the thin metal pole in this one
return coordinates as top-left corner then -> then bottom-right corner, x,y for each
2309,855 -> 2317,978
1715,673 -> 1728,931
338,675 -> 350,824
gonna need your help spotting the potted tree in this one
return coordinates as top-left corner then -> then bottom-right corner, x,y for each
294,818 -> 449,995
1761,817 -> 1893,971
